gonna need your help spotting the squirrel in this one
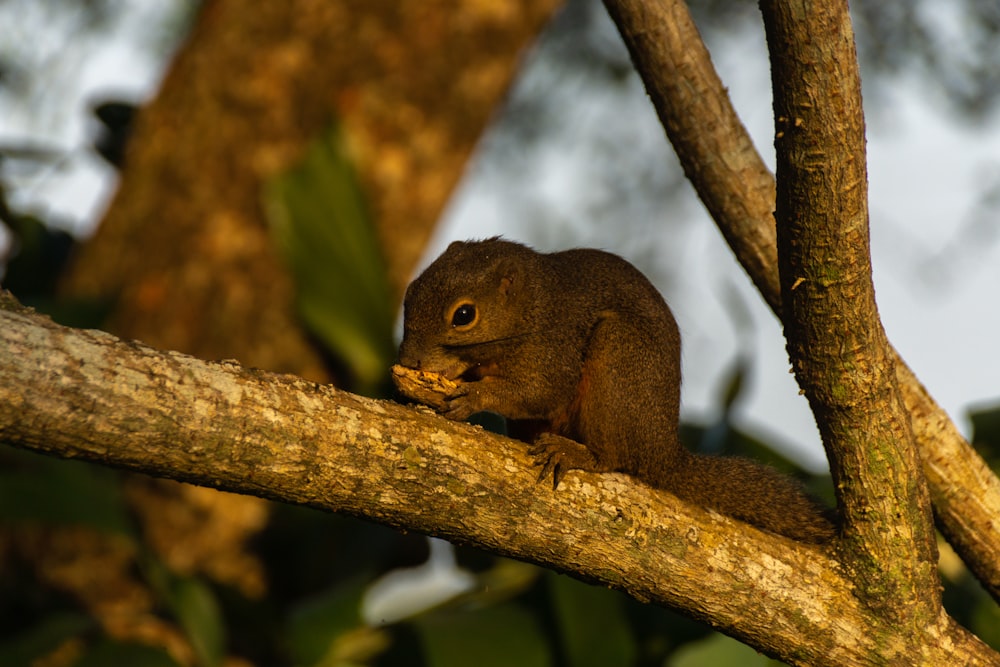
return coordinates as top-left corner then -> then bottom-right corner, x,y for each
397,238 -> 837,544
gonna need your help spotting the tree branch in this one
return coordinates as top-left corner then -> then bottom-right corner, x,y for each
600,0 -> 780,310
601,0 -> 1000,600
761,0 -> 938,618
2,295 -> 996,664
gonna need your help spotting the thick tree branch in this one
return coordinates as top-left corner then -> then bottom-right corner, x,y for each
2,296 -> 996,664
601,0 -> 1000,600
761,0 -> 938,618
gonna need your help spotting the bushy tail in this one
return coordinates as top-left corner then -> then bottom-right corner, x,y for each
669,452 -> 837,544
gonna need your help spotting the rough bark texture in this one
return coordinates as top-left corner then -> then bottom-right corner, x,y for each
601,0 -> 1000,601
2,294 -> 996,665
761,0 -> 939,622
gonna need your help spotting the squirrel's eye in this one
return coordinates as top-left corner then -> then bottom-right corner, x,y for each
451,303 -> 477,327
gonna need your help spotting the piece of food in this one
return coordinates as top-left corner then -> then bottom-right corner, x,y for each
391,364 -> 458,412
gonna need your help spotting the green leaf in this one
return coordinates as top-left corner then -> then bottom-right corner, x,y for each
668,632 -> 785,667
264,125 -> 395,396
416,603 -> 552,667
74,640 -> 182,667
969,401 -> 1000,467
171,576 -> 225,667
547,572 -> 636,667
286,576 -> 369,666
0,447 -> 132,535
970,589 -> 1000,650
144,559 -> 226,667
0,612 -> 93,666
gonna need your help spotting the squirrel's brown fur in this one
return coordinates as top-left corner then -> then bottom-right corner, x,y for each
398,238 -> 836,543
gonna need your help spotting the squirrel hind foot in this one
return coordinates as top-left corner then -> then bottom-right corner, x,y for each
529,433 -> 602,489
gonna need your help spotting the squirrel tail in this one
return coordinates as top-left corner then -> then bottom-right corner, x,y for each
667,451 -> 838,544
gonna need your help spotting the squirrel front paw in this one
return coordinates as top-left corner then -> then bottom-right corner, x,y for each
529,434 -> 600,489
442,383 -> 480,421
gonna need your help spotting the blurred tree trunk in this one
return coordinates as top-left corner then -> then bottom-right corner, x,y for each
48,3 -> 561,661
65,0 -> 560,379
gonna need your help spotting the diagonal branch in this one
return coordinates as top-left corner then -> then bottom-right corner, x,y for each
601,0 -> 1000,600
601,0 -> 781,311
1,294 -> 995,665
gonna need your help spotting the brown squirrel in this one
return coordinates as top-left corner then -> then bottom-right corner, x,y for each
397,238 -> 836,543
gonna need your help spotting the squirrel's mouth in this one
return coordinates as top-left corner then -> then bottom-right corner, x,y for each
458,362 -> 499,382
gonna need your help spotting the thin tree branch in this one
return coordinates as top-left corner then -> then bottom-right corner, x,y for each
601,0 -> 1000,600
600,0 -> 781,310
2,295 -> 996,665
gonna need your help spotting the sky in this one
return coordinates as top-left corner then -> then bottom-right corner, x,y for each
3,2 -> 1000,472
0,2 -> 183,231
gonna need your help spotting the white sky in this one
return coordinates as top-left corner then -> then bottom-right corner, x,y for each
0,2 -> 178,233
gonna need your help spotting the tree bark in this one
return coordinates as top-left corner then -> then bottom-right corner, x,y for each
762,0 -> 939,622
601,0 -> 1000,601
2,293 -> 996,665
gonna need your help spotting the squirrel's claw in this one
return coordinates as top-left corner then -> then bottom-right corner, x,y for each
441,383 -> 476,421
530,434 -> 594,489
529,446 -> 564,489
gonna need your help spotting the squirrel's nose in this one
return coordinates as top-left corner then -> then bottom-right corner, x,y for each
397,340 -> 421,369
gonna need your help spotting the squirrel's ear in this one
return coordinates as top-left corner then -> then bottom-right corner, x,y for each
493,257 -> 525,299
497,261 -> 521,298
499,274 -> 514,296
